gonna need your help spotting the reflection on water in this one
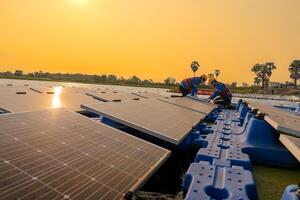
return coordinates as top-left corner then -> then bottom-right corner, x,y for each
52,86 -> 62,108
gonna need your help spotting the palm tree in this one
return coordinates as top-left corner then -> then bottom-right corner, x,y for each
264,62 -> 276,87
191,61 -> 199,76
251,62 -> 276,88
214,69 -> 220,80
289,60 -> 300,88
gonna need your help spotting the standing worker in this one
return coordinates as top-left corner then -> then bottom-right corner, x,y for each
179,74 -> 208,97
207,77 -> 232,106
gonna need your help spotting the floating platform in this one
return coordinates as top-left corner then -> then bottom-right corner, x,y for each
0,83 -> 299,200
182,99 -> 299,200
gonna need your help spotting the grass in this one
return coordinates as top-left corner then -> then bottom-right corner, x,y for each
253,165 -> 300,200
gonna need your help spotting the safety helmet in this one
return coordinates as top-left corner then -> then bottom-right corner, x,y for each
208,77 -> 217,85
200,74 -> 208,82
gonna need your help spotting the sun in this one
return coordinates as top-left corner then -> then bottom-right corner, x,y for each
72,0 -> 87,5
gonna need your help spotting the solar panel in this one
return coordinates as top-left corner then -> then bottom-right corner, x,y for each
0,87 -> 100,112
158,97 -> 216,114
131,92 -> 168,99
0,108 -> 170,199
81,99 -> 206,145
0,85 -> 31,94
29,86 -> 57,94
248,101 -> 300,137
279,135 -> 300,162
86,90 -> 140,102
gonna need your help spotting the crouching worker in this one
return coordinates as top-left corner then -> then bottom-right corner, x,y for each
179,74 -> 208,97
207,78 -> 232,106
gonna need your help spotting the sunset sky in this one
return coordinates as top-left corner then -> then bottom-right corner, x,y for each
0,0 -> 299,84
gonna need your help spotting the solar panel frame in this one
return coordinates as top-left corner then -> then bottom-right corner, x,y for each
279,134 -> 300,162
0,108 -> 171,200
81,99 -> 206,145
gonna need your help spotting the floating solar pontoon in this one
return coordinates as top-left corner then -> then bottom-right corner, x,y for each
81,99 -> 206,145
247,101 -> 300,137
0,108 -> 170,200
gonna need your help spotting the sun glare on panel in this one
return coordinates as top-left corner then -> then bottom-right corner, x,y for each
52,86 -> 62,108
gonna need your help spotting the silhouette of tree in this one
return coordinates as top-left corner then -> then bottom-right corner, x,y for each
164,77 -> 176,85
251,62 -> 276,88
289,60 -> 300,88
214,69 -> 220,79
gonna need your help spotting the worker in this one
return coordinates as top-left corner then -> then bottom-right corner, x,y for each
179,74 -> 208,97
207,77 -> 232,106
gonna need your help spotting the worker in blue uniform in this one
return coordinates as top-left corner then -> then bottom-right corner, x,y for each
207,77 -> 232,106
179,74 -> 208,97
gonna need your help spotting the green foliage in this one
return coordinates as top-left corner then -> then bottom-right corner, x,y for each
0,70 -> 179,89
191,61 -> 199,74
230,82 -> 237,88
164,77 -> 176,86
214,69 -> 220,79
253,165 -> 300,200
251,62 -> 276,88
289,60 -> 300,88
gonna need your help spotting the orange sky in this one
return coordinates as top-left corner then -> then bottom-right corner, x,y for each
0,0 -> 299,84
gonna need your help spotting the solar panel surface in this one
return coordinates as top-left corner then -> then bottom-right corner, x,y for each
0,108 -> 170,200
279,135 -> 300,162
0,87 -> 100,112
0,85 -> 31,94
86,90 -> 140,102
81,99 -> 206,145
131,92 -> 167,99
158,97 -> 216,114
29,86 -> 56,94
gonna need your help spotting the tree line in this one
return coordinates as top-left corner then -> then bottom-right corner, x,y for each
251,60 -> 300,88
0,70 -> 179,88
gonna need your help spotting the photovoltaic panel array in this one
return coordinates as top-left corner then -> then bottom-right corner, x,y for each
0,85 -> 32,95
0,108 -> 170,200
81,99 -> 206,145
0,87 -> 100,112
247,101 -> 300,137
